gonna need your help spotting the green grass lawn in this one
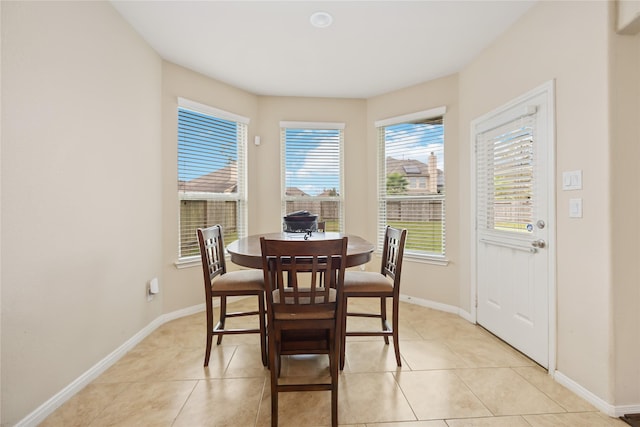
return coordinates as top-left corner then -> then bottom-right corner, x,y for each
387,220 -> 443,253
324,219 -> 444,254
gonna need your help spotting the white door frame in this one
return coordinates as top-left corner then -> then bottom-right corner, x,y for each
469,80 -> 557,374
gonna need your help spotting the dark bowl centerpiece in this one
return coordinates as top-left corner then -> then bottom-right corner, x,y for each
283,210 -> 318,233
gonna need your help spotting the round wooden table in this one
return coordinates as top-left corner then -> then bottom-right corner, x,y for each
226,232 -> 375,269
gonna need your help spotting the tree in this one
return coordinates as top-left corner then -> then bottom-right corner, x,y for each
387,173 -> 409,194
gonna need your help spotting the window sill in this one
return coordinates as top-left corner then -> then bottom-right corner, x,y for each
404,253 -> 449,266
175,256 -> 201,269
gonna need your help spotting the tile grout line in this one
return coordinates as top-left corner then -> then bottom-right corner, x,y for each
170,379 -> 200,427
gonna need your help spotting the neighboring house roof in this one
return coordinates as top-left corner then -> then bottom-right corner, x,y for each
178,158 -> 443,195
386,157 -> 429,177
285,187 -> 310,197
386,156 -> 444,193
179,161 -> 237,193
316,188 -> 339,197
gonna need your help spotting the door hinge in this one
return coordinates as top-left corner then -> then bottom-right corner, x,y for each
475,294 -> 478,308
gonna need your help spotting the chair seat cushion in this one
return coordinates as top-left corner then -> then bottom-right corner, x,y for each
272,288 -> 337,320
213,269 -> 264,291
343,271 -> 393,293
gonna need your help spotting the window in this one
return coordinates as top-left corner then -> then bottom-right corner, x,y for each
177,98 -> 248,259
280,121 -> 344,232
476,114 -> 535,234
376,107 -> 446,259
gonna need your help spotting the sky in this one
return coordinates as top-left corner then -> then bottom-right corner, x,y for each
179,112 -> 445,196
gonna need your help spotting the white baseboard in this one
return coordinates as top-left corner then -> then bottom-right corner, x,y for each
553,370 -> 617,416
161,303 -> 206,323
15,304 -> 207,427
399,294 -> 476,323
399,293 -> 459,314
16,296 -> 640,426
617,405 -> 640,419
457,309 -> 474,323
402,295 -> 640,419
553,370 -> 640,418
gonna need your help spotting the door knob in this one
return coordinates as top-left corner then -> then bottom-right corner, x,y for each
531,239 -> 546,249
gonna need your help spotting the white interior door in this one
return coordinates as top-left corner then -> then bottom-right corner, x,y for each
473,82 -> 555,369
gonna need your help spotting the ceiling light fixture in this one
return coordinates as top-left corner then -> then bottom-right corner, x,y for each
310,11 -> 333,28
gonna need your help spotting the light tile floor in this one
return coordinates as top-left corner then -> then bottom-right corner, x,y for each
40,298 -> 628,426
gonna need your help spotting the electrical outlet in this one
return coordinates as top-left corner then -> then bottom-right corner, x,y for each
569,198 -> 583,218
147,277 -> 159,302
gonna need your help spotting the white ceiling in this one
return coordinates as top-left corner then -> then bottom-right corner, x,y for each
111,1 -> 536,99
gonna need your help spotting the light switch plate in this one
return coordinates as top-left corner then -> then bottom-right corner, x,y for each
563,170 -> 582,190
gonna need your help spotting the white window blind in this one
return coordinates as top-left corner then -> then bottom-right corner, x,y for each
476,115 -> 535,235
377,110 -> 445,258
178,99 -> 248,258
280,122 -> 344,232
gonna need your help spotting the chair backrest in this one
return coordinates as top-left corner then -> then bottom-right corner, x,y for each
197,225 -> 228,292
260,237 -> 348,321
380,226 -> 408,289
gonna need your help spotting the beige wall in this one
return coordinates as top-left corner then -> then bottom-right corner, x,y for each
459,0 -> 614,402
160,68 -> 459,316
618,0 -> 640,34
159,86 -> 369,312
1,2 -> 162,425
160,62 -> 260,313
253,96 -> 367,235
366,75 -> 461,308
1,1 -> 4,423
3,0 -> 640,424
611,7 -> 640,406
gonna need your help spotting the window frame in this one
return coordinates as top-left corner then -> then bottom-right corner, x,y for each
375,106 -> 448,265
280,121 -> 345,232
176,98 -> 249,265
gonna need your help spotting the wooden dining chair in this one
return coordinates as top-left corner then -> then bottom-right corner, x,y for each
197,225 -> 267,367
260,236 -> 348,427
340,226 -> 407,369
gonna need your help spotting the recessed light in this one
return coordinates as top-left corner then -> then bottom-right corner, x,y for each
310,11 -> 333,28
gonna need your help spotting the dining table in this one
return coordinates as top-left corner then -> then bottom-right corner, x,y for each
226,231 -> 375,269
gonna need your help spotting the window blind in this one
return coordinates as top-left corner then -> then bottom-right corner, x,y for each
177,101 -> 248,258
476,115 -> 535,235
280,124 -> 344,232
378,116 -> 445,257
